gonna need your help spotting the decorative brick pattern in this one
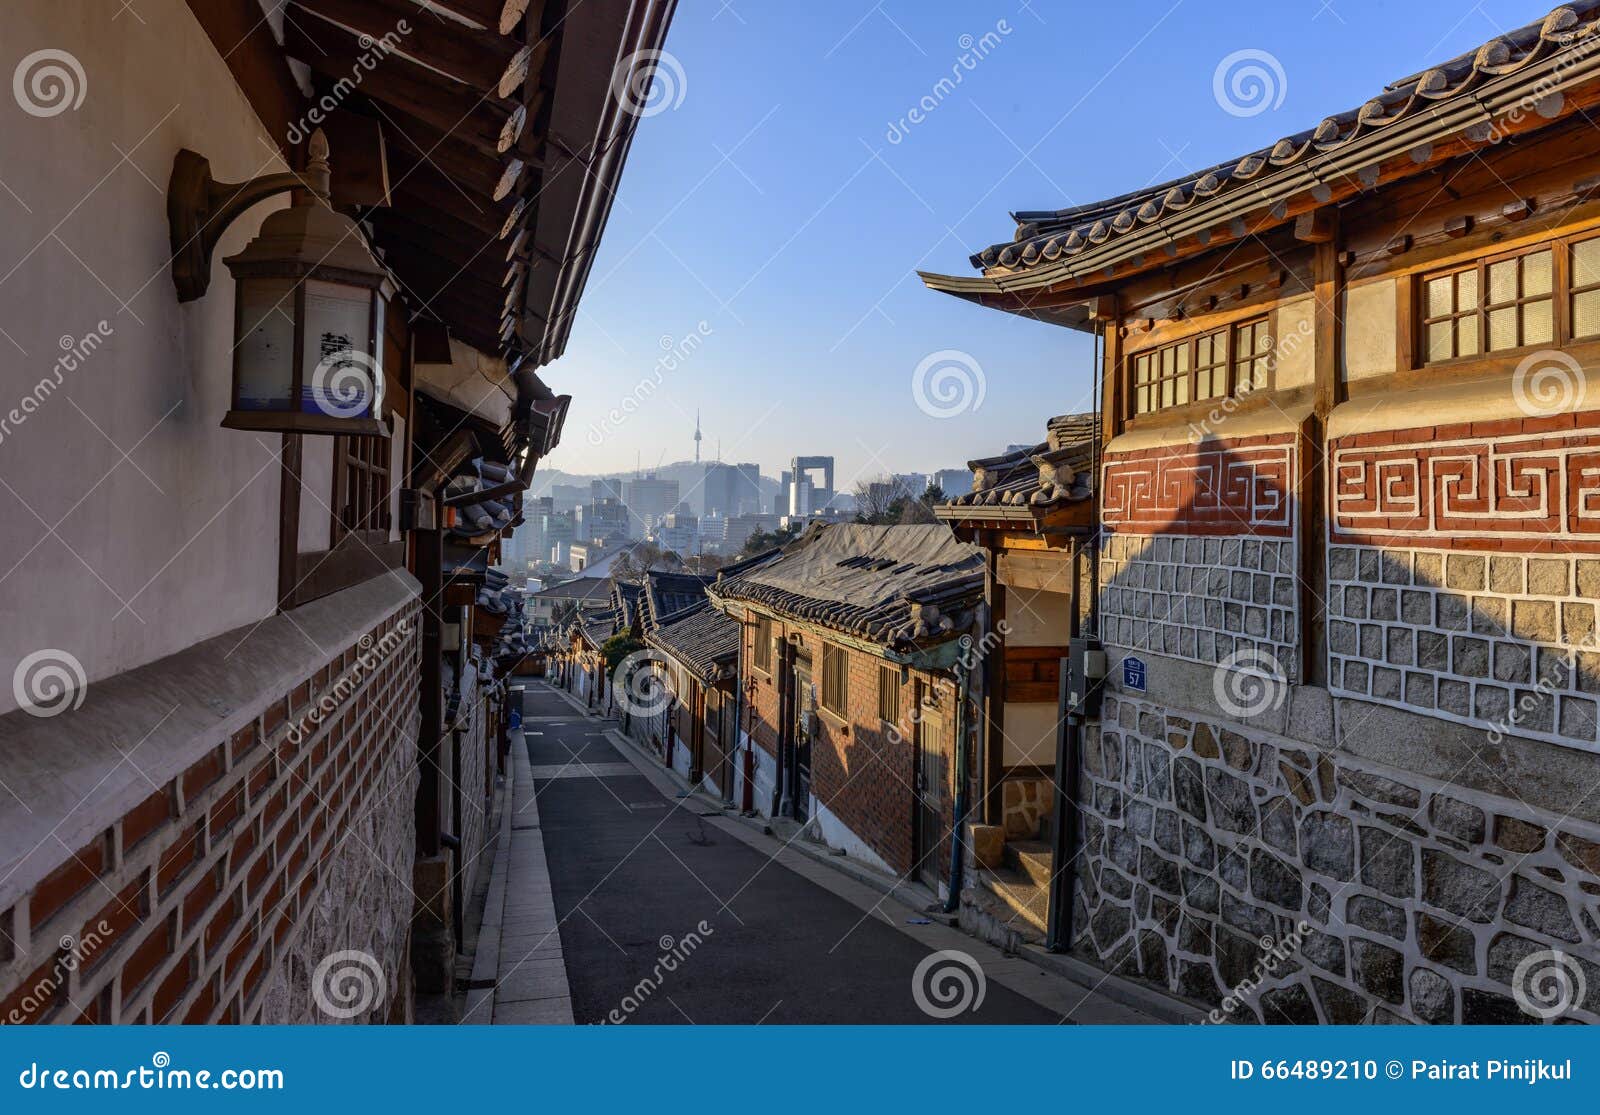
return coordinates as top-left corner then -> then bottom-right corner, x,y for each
1101,436 -> 1295,537
1074,693 -> 1600,1024
1331,413 -> 1600,553
1328,545 -> 1600,748
0,605 -> 421,1025
1099,532 -> 1299,681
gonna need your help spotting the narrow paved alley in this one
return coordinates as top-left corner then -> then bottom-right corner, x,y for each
513,682 -> 1063,1024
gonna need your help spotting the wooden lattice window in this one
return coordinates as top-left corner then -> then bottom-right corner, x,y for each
1572,235 -> 1600,340
821,642 -> 848,717
333,434 -> 391,539
1127,319 -> 1265,417
877,663 -> 900,724
1420,244 -> 1555,363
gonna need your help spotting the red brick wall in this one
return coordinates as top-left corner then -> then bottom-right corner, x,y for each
0,604 -> 421,1025
741,616 -> 958,879
1330,410 -> 1600,553
1100,433 -> 1295,537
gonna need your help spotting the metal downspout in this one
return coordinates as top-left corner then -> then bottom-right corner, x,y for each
942,660 -> 972,915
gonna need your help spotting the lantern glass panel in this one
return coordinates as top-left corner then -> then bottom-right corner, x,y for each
300,278 -> 375,419
235,277 -> 296,411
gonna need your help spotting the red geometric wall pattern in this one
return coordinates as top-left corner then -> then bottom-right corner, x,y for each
1330,413 -> 1600,553
1101,435 -> 1295,537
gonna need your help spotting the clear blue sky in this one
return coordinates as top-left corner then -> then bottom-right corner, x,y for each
549,0 -> 1541,488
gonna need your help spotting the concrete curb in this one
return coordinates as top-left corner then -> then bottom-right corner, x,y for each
464,711 -> 576,1025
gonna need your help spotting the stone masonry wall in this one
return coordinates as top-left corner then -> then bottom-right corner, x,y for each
0,603 -> 421,1025
1329,544 -> 1600,748
1072,691 -> 1600,1023
1100,532 -> 1300,682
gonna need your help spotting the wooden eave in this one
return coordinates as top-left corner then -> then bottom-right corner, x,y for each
922,39 -> 1600,322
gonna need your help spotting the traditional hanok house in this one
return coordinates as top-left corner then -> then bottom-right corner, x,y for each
0,0 -> 673,1024
707,525 -> 986,893
628,552 -> 783,788
933,413 -> 1097,944
921,9 -> 1600,1023
566,607 -> 620,709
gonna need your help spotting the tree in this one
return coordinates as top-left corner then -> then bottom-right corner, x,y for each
609,539 -> 683,581
741,523 -> 800,555
683,553 -> 728,575
853,475 -> 899,524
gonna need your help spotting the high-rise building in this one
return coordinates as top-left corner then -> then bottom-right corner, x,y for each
703,461 -> 762,518
656,504 -> 699,556
933,468 -> 974,498
590,477 -> 625,504
782,456 -> 834,517
577,496 -> 631,541
622,473 -> 680,534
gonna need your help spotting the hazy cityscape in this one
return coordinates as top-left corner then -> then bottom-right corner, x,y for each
511,418 -> 979,583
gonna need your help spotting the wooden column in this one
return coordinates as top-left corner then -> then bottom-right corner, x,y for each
1301,210 -> 1343,687
415,528 -> 444,856
983,540 -> 1006,826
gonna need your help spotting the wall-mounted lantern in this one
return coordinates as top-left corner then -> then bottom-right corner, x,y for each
167,129 -> 389,436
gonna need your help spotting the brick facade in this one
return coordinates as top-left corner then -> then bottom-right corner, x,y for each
740,617 -> 958,879
0,605 -> 421,1025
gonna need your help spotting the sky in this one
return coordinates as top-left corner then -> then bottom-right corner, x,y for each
547,0 -> 1543,489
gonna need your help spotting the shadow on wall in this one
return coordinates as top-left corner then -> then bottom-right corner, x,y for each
1081,430 -> 1600,1025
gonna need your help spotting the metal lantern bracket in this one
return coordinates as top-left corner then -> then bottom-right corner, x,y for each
168,133 -> 332,303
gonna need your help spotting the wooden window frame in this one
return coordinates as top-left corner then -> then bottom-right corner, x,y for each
331,432 -> 392,541
1415,237 -> 1573,368
752,613 -> 773,675
877,663 -> 900,725
820,641 -> 848,718
1124,315 -> 1270,421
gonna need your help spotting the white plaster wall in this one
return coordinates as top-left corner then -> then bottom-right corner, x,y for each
0,1 -> 292,713
732,730 -> 778,816
1003,586 -> 1070,645
1001,702 -> 1059,766
1343,278 -> 1398,381
811,797 -> 895,876
1271,294 -> 1316,389
299,437 -> 335,553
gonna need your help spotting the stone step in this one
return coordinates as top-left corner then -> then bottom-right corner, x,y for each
982,867 -> 1049,939
1004,839 -> 1055,889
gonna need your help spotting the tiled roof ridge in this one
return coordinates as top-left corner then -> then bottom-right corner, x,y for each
974,5 -> 1599,272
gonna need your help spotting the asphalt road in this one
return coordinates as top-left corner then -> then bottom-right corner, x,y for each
520,683 -> 1057,1024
